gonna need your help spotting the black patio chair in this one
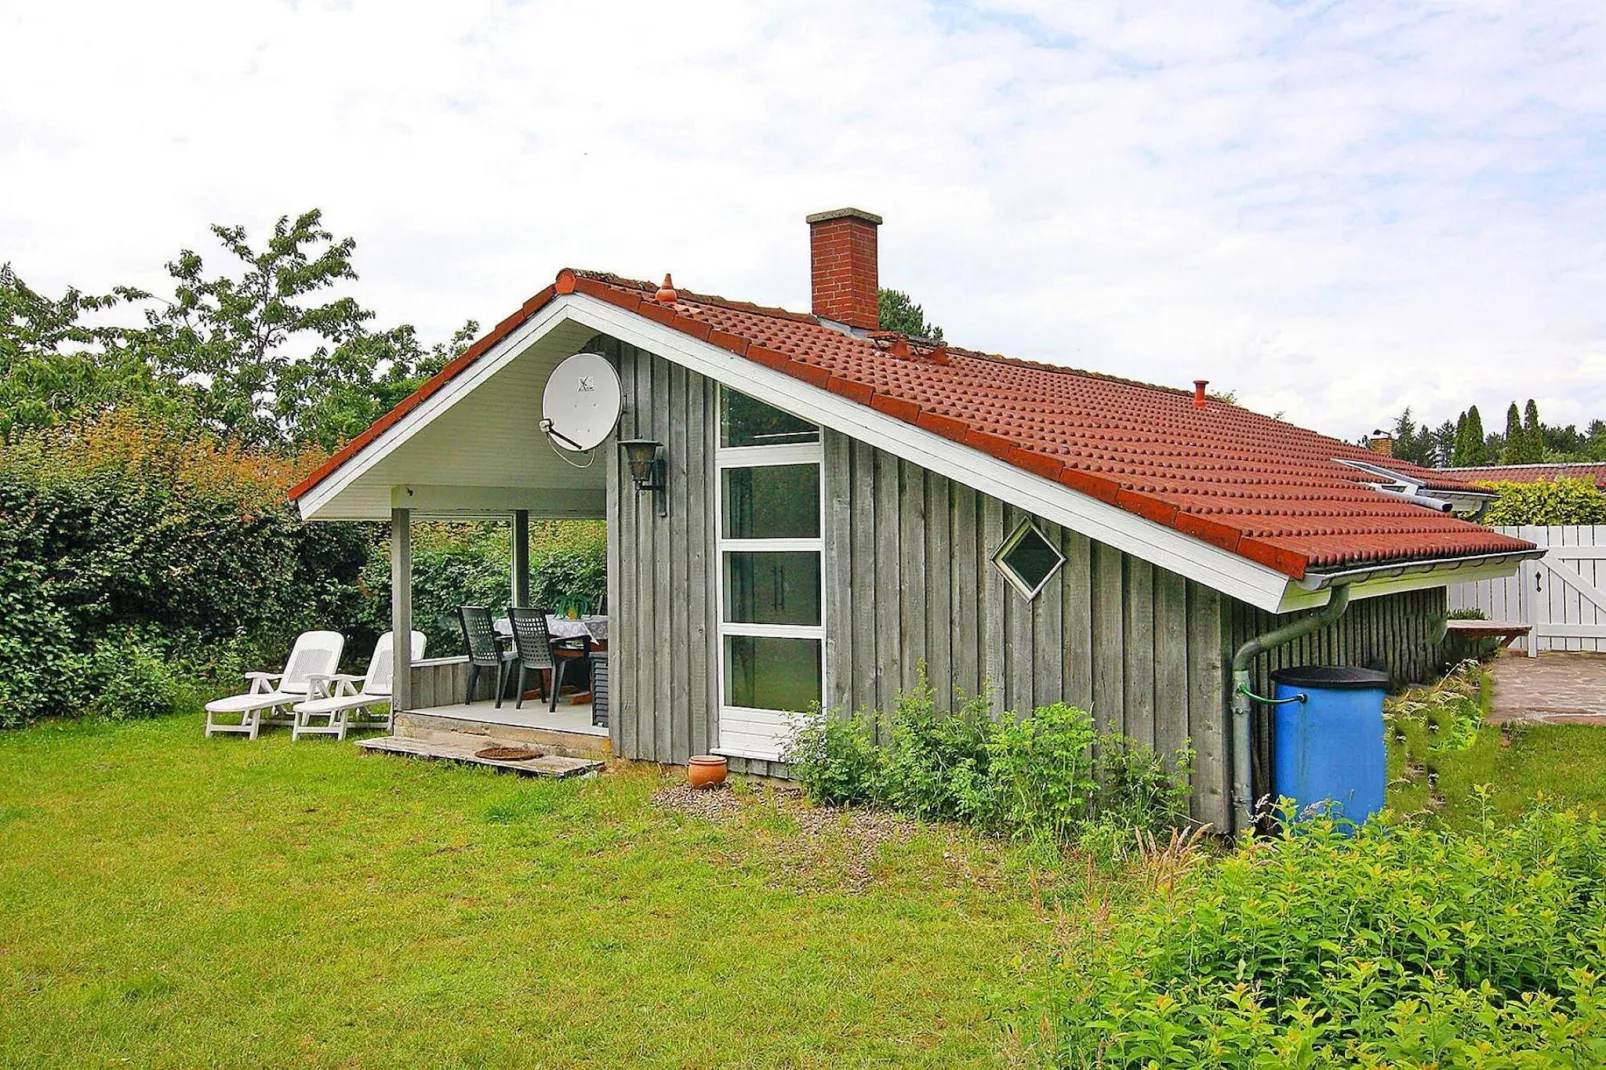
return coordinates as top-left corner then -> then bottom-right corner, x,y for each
459,605 -> 515,706
507,606 -> 581,712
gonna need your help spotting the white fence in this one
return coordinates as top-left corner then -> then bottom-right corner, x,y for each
1448,525 -> 1606,655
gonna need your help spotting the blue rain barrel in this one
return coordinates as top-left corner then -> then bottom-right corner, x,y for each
1270,666 -> 1389,826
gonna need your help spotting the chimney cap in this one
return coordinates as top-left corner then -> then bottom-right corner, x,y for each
805,207 -> 883,226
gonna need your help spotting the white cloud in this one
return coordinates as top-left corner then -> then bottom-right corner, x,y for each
2,0 -> 1602,439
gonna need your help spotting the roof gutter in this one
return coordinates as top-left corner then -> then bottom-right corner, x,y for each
1295,547 -> 1547,593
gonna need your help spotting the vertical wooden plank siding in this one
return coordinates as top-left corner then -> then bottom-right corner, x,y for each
823,430 -> 854,715
1091,541 -> 1125,736
851,439 -> 880,720
951,483 -> 980,701
1153,569 -> 1190,765
874,450 -> 903,716
982,495 -> 1006,710
687,375 -> 711,758
1123,558 -> 1156,748
667,361 -> 691,766
899,460 -> 927,696
925,472 -> 953,712
1186,583 -> 1230,829
1062,530 -> 1094,711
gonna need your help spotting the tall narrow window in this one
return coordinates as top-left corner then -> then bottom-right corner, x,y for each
714,387 -> 824,760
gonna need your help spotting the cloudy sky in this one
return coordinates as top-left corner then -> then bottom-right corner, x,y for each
3,0 -> 1603,439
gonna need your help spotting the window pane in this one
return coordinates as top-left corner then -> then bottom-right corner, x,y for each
723,551 -> 820,626
998,523 -> 1064,597
721,465 -> 820,539
721,389 -> 819,448
723,635 -> 822,712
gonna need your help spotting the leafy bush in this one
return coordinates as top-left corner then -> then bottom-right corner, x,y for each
786,712 -> 883,807
785,678 -> 1193,847
1049,802 -> 1606,1067
1481,477 -> 1606,526
84,633 -> 185,721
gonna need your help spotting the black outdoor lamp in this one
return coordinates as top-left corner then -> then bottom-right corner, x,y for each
619,439 -> 667,517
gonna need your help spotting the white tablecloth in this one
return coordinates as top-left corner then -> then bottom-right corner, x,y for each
494,615 -> 607,642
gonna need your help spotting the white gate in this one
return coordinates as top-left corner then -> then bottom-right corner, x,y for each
1448,525 -> 1606,655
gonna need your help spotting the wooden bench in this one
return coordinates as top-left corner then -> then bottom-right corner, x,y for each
1446,619 -> 1531,650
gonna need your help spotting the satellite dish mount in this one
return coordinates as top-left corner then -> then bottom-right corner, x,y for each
540,352 -> 623,467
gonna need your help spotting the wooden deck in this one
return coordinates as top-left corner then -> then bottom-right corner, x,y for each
355,733 -> 604,777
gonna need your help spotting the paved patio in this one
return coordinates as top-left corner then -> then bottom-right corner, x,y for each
1488,653 -> 1606,725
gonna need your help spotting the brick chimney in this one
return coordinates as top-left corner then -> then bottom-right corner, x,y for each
1368,430 -> 1394,457
807,207 -> 882,331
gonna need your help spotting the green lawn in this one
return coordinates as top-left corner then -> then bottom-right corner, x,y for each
1385,667 -> 1606,829
5,683 -> 1605,1067
0,715 -> 1052,1068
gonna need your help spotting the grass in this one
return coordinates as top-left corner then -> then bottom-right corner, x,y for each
5,669 -> 1605,1067
1385,663 -> 1606,829
0,714 -> 1057,1068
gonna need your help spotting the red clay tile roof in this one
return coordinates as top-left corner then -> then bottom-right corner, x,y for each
1442,464 -> 1606,491
290,269 -> 1534,580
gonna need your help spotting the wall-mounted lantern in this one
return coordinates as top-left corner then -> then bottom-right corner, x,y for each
619,438 -> 667,517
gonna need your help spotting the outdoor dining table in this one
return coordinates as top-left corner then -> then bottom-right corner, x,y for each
491,615 -> 608,644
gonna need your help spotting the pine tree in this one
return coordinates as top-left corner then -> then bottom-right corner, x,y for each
1463,405 -> 1486,464
1502,403 -> 1526,463
1523,399 -> 1543,461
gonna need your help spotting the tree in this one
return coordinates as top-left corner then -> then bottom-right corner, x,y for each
1500,400 -> 1544,464
0,264 -> 158,441
877,288 -> 944,340
1452,405 -> 1488,466
1523,399 -> 1542,459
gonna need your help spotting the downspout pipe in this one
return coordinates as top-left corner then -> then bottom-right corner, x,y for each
1228,584 -> 1353,836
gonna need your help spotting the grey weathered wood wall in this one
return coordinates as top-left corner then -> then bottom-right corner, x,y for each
604,338 -> 720,771
602,334 -> 1451,829
821,432 -> 1231,828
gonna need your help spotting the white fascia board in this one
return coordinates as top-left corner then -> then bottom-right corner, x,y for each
296,297 -> 577,521
561,295 -> 1299,613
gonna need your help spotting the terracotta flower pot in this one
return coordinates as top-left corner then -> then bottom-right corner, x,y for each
688,755 -> 728,789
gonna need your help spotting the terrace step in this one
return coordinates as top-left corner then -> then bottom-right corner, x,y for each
355,733 -> 604,778
393,711 -> 612,760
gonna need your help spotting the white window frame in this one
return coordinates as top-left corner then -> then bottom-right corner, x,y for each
713,390 -> 826,762
992,517 -> 1065,601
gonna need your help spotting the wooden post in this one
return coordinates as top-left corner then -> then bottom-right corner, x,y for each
391,507 -> 413,714
513,509 -> 531,607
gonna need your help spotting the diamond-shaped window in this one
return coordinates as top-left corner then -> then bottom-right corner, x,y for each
992,519 -> 1065,600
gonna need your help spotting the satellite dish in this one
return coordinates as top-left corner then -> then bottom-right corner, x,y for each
541,352 -> 622,453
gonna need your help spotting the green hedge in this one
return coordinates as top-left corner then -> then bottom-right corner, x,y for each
1482,478 -> 1606,526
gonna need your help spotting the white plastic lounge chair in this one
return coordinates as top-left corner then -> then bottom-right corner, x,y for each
204,631 -> 345,739
291,631 -> 425,741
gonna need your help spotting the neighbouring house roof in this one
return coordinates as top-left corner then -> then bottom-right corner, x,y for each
290,268 -> 1533,581
1441,463 -> 1606,491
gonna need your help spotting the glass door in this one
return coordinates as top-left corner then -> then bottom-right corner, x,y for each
714,388 -> 824,760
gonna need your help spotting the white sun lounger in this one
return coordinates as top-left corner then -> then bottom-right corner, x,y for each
204,630 -> 345,739
291,631 -> 425,741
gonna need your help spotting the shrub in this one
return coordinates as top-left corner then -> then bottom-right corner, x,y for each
785,710 -> 882,806
84,634 -> 185,721
1049,801 -> 1606,1067
1481,477 -> 1606,526
785,680 -> 1193,848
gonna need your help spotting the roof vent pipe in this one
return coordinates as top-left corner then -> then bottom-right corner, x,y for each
1193,380 -> 1209,408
